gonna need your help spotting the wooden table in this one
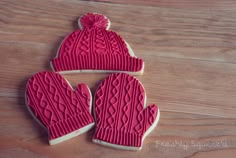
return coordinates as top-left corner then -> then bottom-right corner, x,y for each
1,0 -> 236,157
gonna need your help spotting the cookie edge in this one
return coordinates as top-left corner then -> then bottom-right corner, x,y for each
92,73 -> 160,150
25,72 -> 94,145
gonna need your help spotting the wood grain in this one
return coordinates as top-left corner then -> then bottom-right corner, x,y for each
90,0 -> 236,9
1,0 -> 236,157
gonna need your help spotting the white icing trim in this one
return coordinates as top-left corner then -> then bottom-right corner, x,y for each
86,84 -> 93,113
49,123 -> 94,145
25,72 -> 94,145
50,61 -> 55,72
92,73 -> 159,150
51,68 -> 144,76
78,16 -> 83,30
124,40 -> 135,57
93,139 -> 141,150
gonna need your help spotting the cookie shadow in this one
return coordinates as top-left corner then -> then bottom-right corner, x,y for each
18,77 -> 48,145
86,127 -> 95,143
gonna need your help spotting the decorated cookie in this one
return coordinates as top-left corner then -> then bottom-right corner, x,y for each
25,71 -> 94,145
51,12 -> 144,75
93,73 -> 160,150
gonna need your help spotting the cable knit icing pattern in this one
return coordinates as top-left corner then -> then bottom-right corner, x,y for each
51,12 -> 144,75
93,73 -> 159,150
26,71 -> 94,145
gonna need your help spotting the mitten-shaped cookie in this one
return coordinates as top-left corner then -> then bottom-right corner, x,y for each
93,73 -> 160,150
25,71 -> 94,145
51,12 -> 144,75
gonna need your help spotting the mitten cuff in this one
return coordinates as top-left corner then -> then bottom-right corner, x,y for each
93,127 -> 142,147
48,111 -> 94,140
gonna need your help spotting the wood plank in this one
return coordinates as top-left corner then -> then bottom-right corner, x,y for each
1,56 -> 236,118
87,0 -> 236,9
1,0 -> 236,63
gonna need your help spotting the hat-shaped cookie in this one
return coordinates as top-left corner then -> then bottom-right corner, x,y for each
51,13 -> 144,75
25,71 -> 94,145
93,73 -> 160,150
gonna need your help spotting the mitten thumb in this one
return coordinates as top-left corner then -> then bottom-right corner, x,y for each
142,104 -> 159,132
74,83 -> 92,112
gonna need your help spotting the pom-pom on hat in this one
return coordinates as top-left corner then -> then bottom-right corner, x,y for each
79,12 -> 110,30
51,12 -> 144,75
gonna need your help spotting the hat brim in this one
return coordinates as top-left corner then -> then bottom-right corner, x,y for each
51,54 -> 144,75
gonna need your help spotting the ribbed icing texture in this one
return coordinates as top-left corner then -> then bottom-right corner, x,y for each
93,73 -> 158,148
51,12 -> 144,73
52,54 -> 143,72
26,71 -> 94,140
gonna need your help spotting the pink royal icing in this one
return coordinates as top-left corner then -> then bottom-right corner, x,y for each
51,13 -> 144,74
93,73 -> 159,148
26,71 -> 94,141
80,12 -> 109,29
